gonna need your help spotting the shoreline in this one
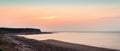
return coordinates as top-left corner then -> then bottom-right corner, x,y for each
2,34 -> 119,51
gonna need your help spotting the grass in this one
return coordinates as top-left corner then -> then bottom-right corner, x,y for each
0,48 -> 3,51
0,31 -> 8,34
0,36 -> 16,51
0,37 -> 12,45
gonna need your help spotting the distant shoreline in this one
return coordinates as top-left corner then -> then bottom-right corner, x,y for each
54,31 -> 120,33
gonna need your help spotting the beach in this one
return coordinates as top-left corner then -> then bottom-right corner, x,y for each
0,33 -> 119,51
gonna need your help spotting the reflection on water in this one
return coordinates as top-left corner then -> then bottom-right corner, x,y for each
18,32 -> 120,50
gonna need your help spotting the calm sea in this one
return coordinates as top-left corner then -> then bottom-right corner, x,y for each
18,32 -> 120,50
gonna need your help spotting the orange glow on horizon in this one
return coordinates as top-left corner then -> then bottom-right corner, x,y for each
39,16 -> 57,20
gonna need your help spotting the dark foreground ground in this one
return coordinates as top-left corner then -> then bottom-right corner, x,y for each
0,35 -> 17,51
0,34 -> 120,51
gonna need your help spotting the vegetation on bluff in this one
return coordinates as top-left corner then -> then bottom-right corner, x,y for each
0,31 -> 8,34
0,27 -> 41,34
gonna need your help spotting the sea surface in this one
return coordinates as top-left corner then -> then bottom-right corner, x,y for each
18,32 -> 120,50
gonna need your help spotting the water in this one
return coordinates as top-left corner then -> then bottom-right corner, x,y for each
18,32 -> 120,50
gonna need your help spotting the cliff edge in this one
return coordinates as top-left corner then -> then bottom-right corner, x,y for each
0,27 -> 41,34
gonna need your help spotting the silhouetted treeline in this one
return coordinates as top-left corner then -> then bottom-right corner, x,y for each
0,27 -> 41,34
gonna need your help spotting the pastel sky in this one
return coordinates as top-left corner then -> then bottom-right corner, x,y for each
0,0 -> 120,31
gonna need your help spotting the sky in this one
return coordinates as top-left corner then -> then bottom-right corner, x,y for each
0,0 -> 120,31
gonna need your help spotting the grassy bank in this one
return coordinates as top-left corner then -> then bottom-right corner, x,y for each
0,48 -> 3,51
0,35 -> 17,51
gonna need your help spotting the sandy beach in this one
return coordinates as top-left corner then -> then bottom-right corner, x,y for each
0,34 -> 119,51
